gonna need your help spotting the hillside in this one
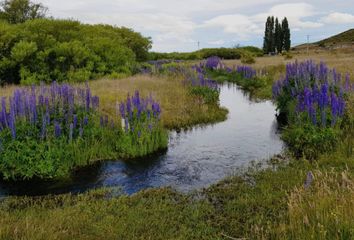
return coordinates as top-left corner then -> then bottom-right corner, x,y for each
294,29 -> 354,51
317,28 -> 354,46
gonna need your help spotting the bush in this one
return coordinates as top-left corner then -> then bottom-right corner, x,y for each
148,47 -> 263,61
282,124 -> 339,159
240,53 -> 256,64
190,86 -> 219,104
0,19 -> 151,84
282,51 -> 293,59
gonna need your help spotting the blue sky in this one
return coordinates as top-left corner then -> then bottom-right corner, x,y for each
39,0 -> 354,52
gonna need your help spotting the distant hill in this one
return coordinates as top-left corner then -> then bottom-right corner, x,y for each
294,29 -> 354,51
317,29 -> 354,46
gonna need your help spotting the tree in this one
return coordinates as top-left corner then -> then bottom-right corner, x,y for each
0,0 -> 48,24
263,16 -> 271,54
263,16 -> 277,54
282,17 -> 291,51
269,16 -> 275,53
274,17 -> 283,53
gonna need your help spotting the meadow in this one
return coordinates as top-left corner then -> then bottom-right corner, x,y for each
0,50 -> 353,239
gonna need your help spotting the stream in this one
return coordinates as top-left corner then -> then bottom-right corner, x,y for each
0,84 -> 284,197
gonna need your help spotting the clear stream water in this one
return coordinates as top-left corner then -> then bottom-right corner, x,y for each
0,84 -> 284,197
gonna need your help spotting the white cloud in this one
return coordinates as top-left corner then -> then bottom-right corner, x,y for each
202,3 -> 323,40
208,40 -> 226,45
321,12 -> 354,24
203,14 -> 262,39
33,0 -> 354,51
252,3 -> 323,27
39,0 -> 280,16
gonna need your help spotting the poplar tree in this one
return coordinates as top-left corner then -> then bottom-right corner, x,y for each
274,18 -> 283,53
263,16 -> 271,54
282,17 -> 291,51
269,16 -> 275,53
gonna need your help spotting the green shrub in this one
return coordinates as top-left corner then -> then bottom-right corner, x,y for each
282,124 -> 339,159
282,51 -> 293,59
190,86 -> 220,104
240,53 -> 256,64
0,19 -> 151,84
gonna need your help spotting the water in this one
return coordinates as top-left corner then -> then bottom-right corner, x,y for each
0,84 -> 284,197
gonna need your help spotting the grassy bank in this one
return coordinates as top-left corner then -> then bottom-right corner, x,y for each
0,53 -> 353,239
0,150 -> 353,239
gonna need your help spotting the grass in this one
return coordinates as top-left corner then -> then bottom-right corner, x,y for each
0,150 -> 353,239
0,51 -> 353,239
224,50 -> 354,81
0,74 -> 228,131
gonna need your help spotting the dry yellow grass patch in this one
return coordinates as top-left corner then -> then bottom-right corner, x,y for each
224,50 -> 354,83
88,74 -> 227,129
0,74 -> 227,130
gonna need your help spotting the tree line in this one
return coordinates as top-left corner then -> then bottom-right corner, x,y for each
263,16 -> 291,54
0,0 -> 152,85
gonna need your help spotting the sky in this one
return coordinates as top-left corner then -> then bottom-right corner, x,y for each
38,0 -> 354,52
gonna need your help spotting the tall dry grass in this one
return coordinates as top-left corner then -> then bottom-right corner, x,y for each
285,170 -> 354,239
0,74 -> 228,130
224,51 -> 354,83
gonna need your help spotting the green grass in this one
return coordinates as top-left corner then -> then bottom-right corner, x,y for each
206,69 -> 274,100
0,61 -> 353,239
0,150 -> 353,239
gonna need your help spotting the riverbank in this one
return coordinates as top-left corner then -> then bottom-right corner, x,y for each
0,54 -> 353,239
1,150 -> 353,239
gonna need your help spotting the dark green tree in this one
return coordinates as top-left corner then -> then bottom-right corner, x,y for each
263,16 -> 278,54
274,17 -> 283,53
0,0 -> 47,24
282,17 -> 291,51
263,16 -> 271,54
269,16 -> 275,53
263,17 -> 270,54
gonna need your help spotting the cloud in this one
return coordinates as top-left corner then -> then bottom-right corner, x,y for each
203,14 -> 262,39
35,0 -> 353,51
321,12 -> 354,24
202,3 -> 323,40
207,40 -> 226,45
251,3 -> 324,28
40,0 -> 280,16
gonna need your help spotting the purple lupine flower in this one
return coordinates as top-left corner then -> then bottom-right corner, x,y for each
91,96 -> 99,110
205,56 -> 222,70
83,116 -> 89,126
124,117 -> 129,132
54,122 -> 61,138
331,92 -> 339,126
9,105 -> 16,139
1,97 -> 7,128
40,114 -> 46,139
119,102 -> 125,118
126,95 -> 132,119
69,123 -> 73,142
73,115 -> 78,129
85,87 -> 91,110
236,66 -> 256,79
100,116 -> 104,127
